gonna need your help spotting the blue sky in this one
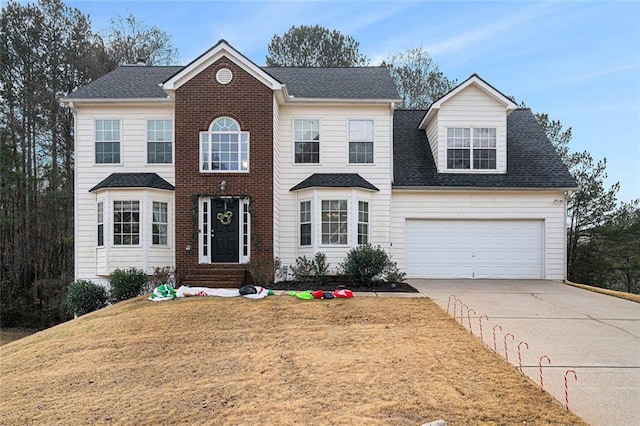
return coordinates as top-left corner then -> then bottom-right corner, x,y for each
62,1 -> 640,202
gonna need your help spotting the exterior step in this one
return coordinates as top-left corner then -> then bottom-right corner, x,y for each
183,265 -> 248,288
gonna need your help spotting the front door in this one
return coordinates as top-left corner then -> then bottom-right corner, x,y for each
211,199 -> 239,262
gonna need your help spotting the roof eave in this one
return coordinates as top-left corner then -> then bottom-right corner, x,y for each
392,185 -> 579,192
60,97 -> 173,105
284,97 -> 401,105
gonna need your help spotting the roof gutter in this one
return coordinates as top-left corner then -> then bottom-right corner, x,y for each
392,186 -> 580,192
60,97 -> 173,105
283,97 -> 402,105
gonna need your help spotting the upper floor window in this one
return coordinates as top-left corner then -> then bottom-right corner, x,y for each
147,120 -> 173,164
321,200 -> 348,245
152,201 -> 168,245
446,127 -> 496,170
113,201 -> 139,245
200,117 -> 249,172
349,120 -> 374,164
95,119 -> 120,164
294,119 -> 319,163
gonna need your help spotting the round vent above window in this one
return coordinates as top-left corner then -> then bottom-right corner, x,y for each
216,68 -> 233,84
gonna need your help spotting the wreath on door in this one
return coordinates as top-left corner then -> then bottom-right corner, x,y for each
217,211 -> 233,225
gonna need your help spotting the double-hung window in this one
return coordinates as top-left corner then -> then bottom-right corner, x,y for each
113,201 -> 140,245
294,119 -> 319,163
152,201 -> 168,245
446,127 -> 496,170
299,201 -> 311,246
200,117 -> 249,172
95,119 -> 120,164
147,120 -> 173,164
97,202 -> 104,247
349,120 -> 374,164
357,201 -> 369,245
321,200 -> 348,245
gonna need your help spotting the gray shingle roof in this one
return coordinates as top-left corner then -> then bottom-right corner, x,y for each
64,65 -> 399,101
89,173 -> 175,192
264,67 -> 399,100
393,109 -> 578,189
290,173 -> 379,191
65,66 -> 182,100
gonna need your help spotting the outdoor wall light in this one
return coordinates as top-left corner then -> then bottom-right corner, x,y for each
186,244 -> 191,251
220,180 -> 227,192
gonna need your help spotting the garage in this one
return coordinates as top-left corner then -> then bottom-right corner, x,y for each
405,219 -> 544,279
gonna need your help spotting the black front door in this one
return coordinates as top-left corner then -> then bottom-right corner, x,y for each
212,199 -> 239,262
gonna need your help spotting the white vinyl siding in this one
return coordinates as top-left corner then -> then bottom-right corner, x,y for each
430,84 -> 507,174
75,105 -> 175,283
276,104 -> 393,268
390,190 -> 568,280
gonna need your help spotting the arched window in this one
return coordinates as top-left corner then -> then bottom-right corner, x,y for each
199,117 -> 249,172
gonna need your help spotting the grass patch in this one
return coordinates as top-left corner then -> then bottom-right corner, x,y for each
0,296 -> 586,425
565,281 -> 640,303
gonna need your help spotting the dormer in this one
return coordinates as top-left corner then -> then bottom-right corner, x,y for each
418,74 -> 517,174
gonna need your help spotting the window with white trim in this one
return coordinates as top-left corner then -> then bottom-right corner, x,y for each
357,201 -> 369,245
294,119 -> 319,163
300,201 -> 311,246
446,127 -> 496,170
152,201 -> 168,245
113,201 -> 140,245
321,200 -> 348,245
97,202 -> 104,247
147,120 -> 173,164
95,119 -> 120,164
349,120 -> 373,164
200,117 -> 249,172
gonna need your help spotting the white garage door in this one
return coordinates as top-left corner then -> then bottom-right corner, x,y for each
405,219 -> 543,279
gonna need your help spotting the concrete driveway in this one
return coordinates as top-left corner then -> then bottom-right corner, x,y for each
408,279 -> 640,426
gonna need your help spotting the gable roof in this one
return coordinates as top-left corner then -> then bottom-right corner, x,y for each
62,40 -> 400,103
63,66 -> 182,101
290,173 -> 379,192
264,67 -> 399,100
393,108 -> 578,189
89,173 -> 175,192
419,74 -> 518,129
162,40 -> 282,93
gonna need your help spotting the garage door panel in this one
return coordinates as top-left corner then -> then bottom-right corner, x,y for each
405,219 -> 543,279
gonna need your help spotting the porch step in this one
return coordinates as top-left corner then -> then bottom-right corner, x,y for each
184,265 -> 248,288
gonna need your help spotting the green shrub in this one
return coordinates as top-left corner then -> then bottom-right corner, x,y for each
248,257 -> 281,286
340,245 -> 389,287
312,252 -> 330,287
66,280 -> 108,317
109,268 -> 148,303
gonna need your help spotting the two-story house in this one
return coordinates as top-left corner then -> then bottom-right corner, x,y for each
62,40 -> 577,287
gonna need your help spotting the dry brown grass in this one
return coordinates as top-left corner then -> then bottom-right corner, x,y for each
565,281 -> 640,303
0,296 -> 586,425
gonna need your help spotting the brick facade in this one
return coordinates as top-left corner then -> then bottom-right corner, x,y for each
174,59 -> 274,285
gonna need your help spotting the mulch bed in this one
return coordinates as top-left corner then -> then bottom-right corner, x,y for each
270,278 -> 418,293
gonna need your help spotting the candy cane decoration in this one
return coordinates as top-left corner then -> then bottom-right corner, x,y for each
564,370 -> 578,411
539,355 -> 551,390
517,341 -> 529,373
453,298 -> 462,319
504,333 -> 515,361
460,304 -> 468,323
447,295 -> 456,314
467,309 -> 476,334
492,324 -> 503,352
479,315 -> 489,343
